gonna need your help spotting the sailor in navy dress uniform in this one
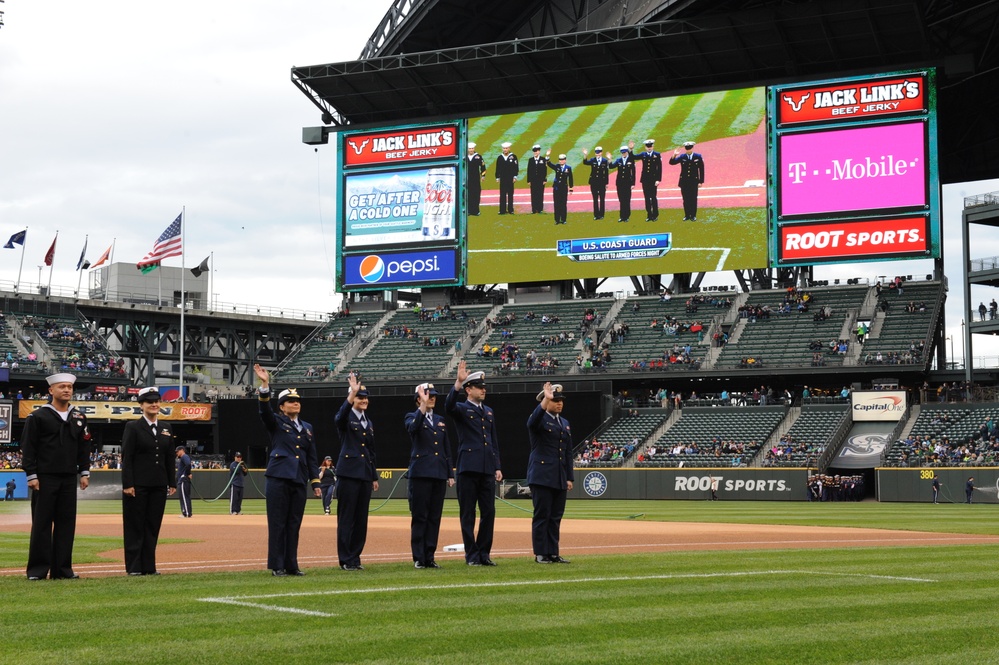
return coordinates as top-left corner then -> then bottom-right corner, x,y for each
609,145 -> 636,222
175,445 -> 193,518
333,371 -> 379,571
545,150 -> 574,225
466,142 -> 486,216
405,382 -> 455,569
494,141 -> 519,214
445,360 -> 502,565
121,386 -> 176,575
525,145 -> 548,214
253,364 -> 321,576
581,146 -> 610,219
229,451 -> 248,515
22,372 -> 91,580
527,382 -> 574,564
632,139 -> 663,221
668,141 -> 705,220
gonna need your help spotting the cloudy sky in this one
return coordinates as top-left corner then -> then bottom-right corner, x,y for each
0,0 -> 394,314
1,1 -> 997,365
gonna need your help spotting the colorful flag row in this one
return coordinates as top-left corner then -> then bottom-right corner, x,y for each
4,212 -> 209,276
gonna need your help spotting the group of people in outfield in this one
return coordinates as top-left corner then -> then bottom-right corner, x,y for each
19,363 -> 576,579
466,139 -> 705,224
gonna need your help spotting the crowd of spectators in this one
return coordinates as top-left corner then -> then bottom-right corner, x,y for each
761,433 -> 823,467
889,426 -> 999,467
2,451 -> 22,469
862,345 -> 922,365
574,437 -> 636,465
91,451 -> 121,469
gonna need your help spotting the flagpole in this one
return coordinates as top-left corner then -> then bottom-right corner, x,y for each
157,264 -> 162,306
103,239 -> 116,301
15,226 -> 27,292
46,230 -> 58,294
76,234 -> 88,298
179,206 -> 186,400
209,251 -> 214,311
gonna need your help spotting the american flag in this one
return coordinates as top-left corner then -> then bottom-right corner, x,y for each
137,214 -> 182,267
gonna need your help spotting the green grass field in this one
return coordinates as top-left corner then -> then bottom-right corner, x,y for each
3,500 -> 998,664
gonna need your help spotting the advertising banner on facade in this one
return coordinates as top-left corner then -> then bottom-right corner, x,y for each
851,391 -> 907,422
18,401 -> 213,421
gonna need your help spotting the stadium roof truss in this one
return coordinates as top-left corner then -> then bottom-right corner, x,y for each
291,0 -> 999,184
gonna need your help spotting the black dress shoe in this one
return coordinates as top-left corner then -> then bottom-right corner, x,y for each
128,572 -> 144,576
340,564 -> 363,571
535,555 -> 552,564
481,559 -> 498,566
550,556 -> 571,564
467,561 -> 483,567
56,574 -> 81,579
145,571 -> 161,576
27,576 -> 44,581
272,569 -> 288,577
288,570 -> 305,576
426,561 -> 441,569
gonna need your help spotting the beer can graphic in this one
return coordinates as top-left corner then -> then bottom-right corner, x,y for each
422,167 -> 455,238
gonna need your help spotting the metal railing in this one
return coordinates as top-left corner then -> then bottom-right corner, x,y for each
964,191 -> 999,208
0,278 -> 332,323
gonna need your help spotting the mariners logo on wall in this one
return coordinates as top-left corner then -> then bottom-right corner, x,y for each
583,471 -> 608,497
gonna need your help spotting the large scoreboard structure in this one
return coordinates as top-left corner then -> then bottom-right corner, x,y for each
331,68 -> 939,293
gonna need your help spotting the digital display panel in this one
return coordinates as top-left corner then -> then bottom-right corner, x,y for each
778,216 -> 930,263
341,124 -> 459,167
778,121 -> 927,218
464,87 -> 769,284
342,166 -> 457,248
769,69 -> 938,268
342,248 -> 459,289
776,74 -> 928,126
329,70 -> 938,289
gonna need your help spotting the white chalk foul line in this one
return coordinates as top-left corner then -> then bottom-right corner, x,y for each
198,570 -> 934,616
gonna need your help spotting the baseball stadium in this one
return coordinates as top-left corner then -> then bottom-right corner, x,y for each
4,1 -> 999,663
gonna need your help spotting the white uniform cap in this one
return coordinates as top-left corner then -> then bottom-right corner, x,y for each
684,141 -> 695,148
501,142 -> 512,148
461,371 -> 486,388
532,144 -> 541,150
594,146 -> 603,152
619,146 -> 629,152
558,154 -> 567,160
137,386 -> 161,402
46,373 -> 76,386
536,384 -> 565,402
278,388 -> 301,404
415,382 -> 439,396
468,142 -> 477,149
644,139 -> 655,145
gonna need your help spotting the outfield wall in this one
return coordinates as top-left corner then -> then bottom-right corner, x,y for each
83,468 -> 810,502
876,468 -> 999,504
78,468 -> 999,503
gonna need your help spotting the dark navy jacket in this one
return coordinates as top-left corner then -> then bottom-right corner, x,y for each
445,388 -> 501,475
405,409 -> 454,481
258,394 -> 320,488
121,418 -> 175,489
526,404 -> 575,490
21,405 -> 91,482
333,400 -> 378,482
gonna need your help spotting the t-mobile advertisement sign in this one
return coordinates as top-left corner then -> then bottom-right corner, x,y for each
778,216 -> 929,263
779,121 -> 927,217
